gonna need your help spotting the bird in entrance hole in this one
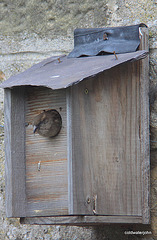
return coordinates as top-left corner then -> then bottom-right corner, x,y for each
33,109 -> 62,137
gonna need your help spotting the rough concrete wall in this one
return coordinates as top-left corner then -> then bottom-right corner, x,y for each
0,0 -> 157,239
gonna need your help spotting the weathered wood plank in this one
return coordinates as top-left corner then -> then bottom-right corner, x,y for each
139,27 -> 150,224
69,62 -> 142,216
4,87 -> 26,217
25,87 -> 68,216
20,215 -> 143,225
67,27 -> 149,222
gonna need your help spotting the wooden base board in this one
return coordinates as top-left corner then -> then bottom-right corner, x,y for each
20,215 -> 144,225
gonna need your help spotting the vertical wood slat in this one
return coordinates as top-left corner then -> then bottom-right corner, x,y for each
66,88 -> 74,214
4,87 -> 26,217
139,27 -> 150,224
25,87 -> 68,217
69,64 -> 142,216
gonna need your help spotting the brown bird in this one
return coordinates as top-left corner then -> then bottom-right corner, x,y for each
33,109 -> 62,137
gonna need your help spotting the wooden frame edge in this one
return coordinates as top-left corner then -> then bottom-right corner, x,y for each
139,27 -> 150,224
20,215 -> 143,225
4,87 -> 26,217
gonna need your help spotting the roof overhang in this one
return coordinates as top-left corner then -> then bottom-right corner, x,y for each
0,50 -> 148,90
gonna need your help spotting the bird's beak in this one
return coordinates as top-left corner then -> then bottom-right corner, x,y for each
33,125 -> 37,134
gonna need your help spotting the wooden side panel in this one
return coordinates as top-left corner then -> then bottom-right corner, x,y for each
69,62 -> 142,216
4,87 -> 26,217
25,87 -> 68,216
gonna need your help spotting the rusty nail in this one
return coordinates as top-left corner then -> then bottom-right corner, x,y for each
113,51 -> 118,60
58,58 -> 61,63
103,33 -> 108,40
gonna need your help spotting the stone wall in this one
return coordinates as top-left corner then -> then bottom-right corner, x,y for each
0,0 -> 157,239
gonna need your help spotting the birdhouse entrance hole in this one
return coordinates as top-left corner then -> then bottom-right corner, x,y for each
33,109 -> 62,138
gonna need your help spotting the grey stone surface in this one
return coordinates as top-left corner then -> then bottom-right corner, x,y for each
0,0 -> 108,37
0,0 -> 157,239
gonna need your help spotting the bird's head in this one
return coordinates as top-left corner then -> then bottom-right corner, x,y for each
33,110 -> 46,133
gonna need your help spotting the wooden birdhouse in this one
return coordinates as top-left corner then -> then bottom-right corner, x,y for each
1,24 -> 150,225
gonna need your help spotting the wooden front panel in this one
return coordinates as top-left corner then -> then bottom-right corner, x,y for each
69,62 -> 142,216
4,88 -> 26,217
25,87 -> 68,216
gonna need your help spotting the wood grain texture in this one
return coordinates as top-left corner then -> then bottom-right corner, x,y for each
139,27 -> 150,224
69,63 -> 142,216
20,215 -> 143,225
25,87 -> 68,216
4,87 -> 26,217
